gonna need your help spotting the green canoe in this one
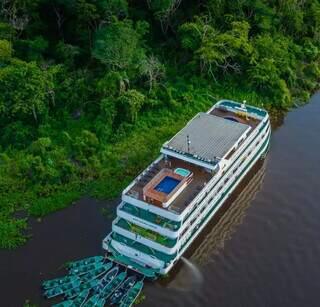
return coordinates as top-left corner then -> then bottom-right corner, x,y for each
82,293 -> 106,307
51,289 -> 89,307
119,280 -> 144,307
44,279 -> 81,299
101,271 -> 127,300
72,288 -> 90,306
80,262 -> 113,283
65,278 -> 100,299
110,276 -> 136,305
52,300 -> 73,307
68,256 -> 104,269
70,261 -> 105,276
93,266 -> 119,294
42,274 -> 79,290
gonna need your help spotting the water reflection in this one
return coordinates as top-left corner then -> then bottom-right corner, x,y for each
191,159 -> 267,265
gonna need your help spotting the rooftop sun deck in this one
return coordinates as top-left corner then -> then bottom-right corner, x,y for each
162,112 -> 251,167
125,156 -> 213,215
125,105 -> 263,215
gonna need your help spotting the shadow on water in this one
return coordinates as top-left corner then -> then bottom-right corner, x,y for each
190,158 -> 267,266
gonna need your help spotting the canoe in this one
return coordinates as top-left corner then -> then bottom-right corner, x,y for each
68,256 -> 104,269
81,262 -> 113,283
93,266 -> 119,294
52,289 -> 88,307
109,276 -> 136,305
73,288 -> 90,306
42,274 -> 79,290
82,293 -> 106,307
101,271 -> 127,300
52,300 -> 73,307
70,262 -> 104,276
44,279 -> 81,299
65,279 -> 100,299
119,280 -> 144,307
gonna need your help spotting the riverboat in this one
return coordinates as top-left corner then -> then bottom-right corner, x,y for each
103,99 -> 271,279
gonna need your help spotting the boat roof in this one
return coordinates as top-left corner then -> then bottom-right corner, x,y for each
162,112 -> 251,164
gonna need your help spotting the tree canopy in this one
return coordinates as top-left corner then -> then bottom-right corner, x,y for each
0,0 -> 320,248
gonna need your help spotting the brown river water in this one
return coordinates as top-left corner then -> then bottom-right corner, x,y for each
1,94 -> 320,307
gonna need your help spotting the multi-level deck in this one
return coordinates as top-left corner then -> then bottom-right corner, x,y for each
103,100 -> 270,279
126,156 -> 212,214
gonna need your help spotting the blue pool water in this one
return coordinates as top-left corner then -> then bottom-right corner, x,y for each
155,176 -> 181,194
174,168 -> 191,177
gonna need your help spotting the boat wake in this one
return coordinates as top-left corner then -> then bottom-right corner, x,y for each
167,257 -> 204,291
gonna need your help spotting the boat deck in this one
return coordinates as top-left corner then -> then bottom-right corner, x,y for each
125,156 -> 213,214
210,107 -> 260,129
126,106 -> 261,215
210,107 -> 261,160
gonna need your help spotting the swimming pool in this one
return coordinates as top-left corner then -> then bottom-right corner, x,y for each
155,176 -> 181,194
174,168 -> 191,177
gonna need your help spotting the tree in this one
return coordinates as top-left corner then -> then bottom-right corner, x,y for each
51,68 -> 93,113
14,36 -> 48,61
72,129 -> 99,160
94,97 -> 117,140
0,59 -> 53,123
76,0 -> 99,31
0,22 -> 15,40
249,58 -> 291,108
147,0 -> 182,33
29,137 -> 52,155
0,39 -> 12,62
55,41 -> 81,67
180,18 -> 252,77
100,0 -> 128,20
0,0 -> 41,32
96,71 -> 129,97
92,19 -> 148,74
140,55 -> 165,93
117,89 -> 145,123
1,121 -> 34,148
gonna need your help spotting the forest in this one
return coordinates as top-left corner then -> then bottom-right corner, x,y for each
0,0 -> 320,249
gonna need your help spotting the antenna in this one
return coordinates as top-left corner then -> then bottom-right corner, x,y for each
187,134 -> 191,153
242,100 -> 249,120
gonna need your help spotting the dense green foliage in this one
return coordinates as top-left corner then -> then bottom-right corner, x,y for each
0,0 -> 319,248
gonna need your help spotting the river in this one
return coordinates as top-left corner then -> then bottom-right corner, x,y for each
1,94 -> 320,307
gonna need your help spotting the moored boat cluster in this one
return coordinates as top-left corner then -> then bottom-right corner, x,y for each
41,255 -> 144,307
